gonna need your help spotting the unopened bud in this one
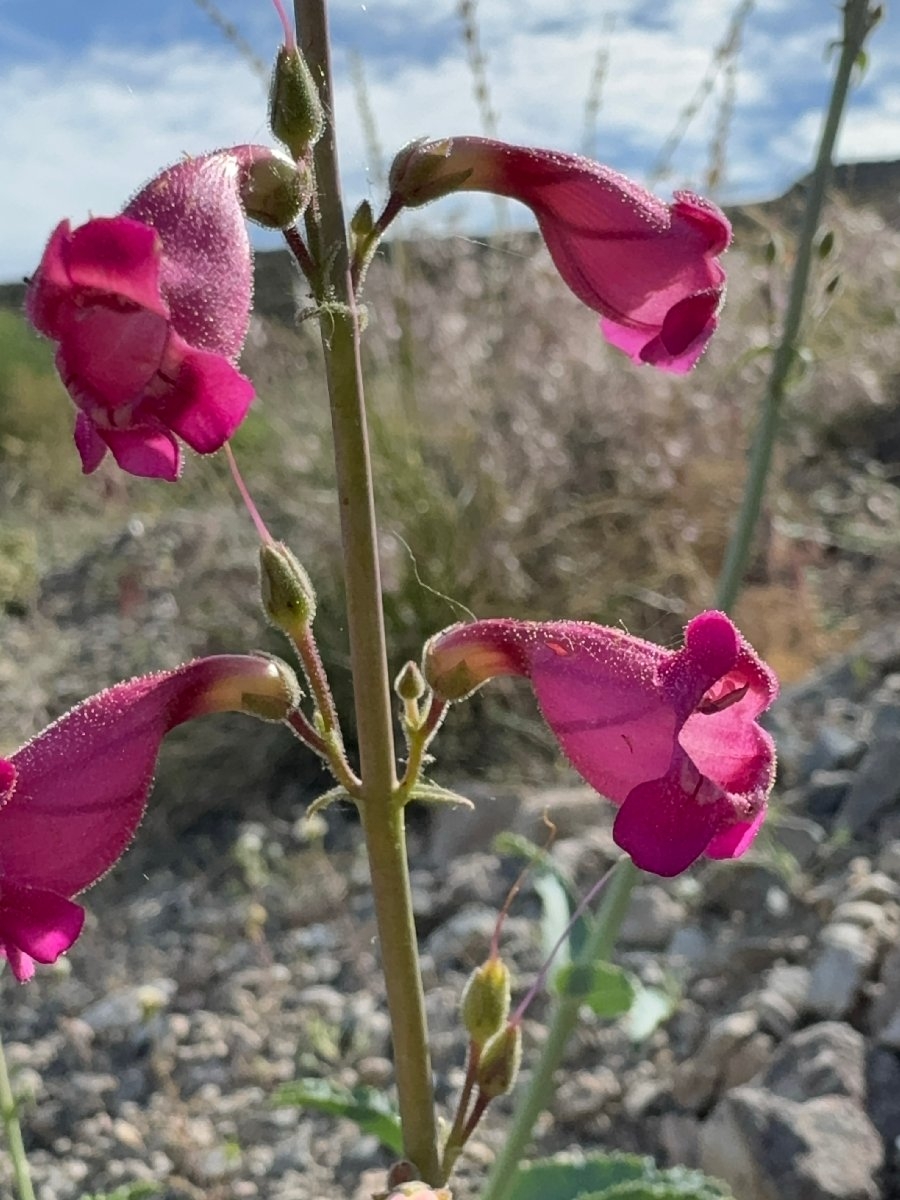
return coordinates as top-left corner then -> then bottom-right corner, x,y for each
461,956 -> 511,1047
394,660 -> 426,703
350,199 -> 376,239
476,1023 -> 521,1100
207,655 -> 301,721
269,44 -> 324,160
260,541 -> 317,632
238,149 -> 312,229
388,138 -> 474,209
423,623 -> 524,702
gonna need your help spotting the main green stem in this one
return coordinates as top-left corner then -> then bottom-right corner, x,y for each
293,0 -> 440,1180
479,859 -> 639,1200
0,1026 -> 35,1200
716,0 -> 878,612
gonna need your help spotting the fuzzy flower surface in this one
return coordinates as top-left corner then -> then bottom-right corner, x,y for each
24,147 -> 282,481
0,655 -> 296,981
389,137 -> 730,372
424,611 -> 777,876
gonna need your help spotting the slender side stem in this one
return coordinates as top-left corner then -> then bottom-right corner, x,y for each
0,1028 -> 35,1200
479,858 -> 639,1200
716,0 -> 879,612
293,0 -> 440,1180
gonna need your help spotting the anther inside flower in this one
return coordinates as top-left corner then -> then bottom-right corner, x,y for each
423,611 -> 778,876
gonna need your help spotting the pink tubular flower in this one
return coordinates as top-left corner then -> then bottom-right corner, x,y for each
388,137 -> 731,372
25,146 -> 287,481
424,611 -> 777,877
0,655 -> 297,981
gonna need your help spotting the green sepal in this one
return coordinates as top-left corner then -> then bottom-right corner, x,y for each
307,785 -> 356,819
404,780 -> 474,809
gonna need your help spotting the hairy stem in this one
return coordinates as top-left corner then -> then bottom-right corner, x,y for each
292,0 -> 440,1180
0,1025 -> 35,1200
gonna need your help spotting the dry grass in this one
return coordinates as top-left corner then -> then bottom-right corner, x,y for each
1,200 -> 898,757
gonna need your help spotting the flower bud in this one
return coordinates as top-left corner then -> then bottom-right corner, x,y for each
269,44 -> 324,160
422,622 -> 526,701
476,1022 -> 522,1100
238,149 -> 312,230
204,655 -> 301,721
260,541 -> 317,632
394,660 -> 426,703
387,138 -> 475,209
461,956 -> 511,1048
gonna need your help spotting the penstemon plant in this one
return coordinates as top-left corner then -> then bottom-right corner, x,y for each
0,0 -> 881,1197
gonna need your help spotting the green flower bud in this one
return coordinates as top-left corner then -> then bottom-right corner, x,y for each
476,1022 -> 521,1100
269,44 -> 324,160
214,654 -> 301,721
239,150 -> 312,230
461,956 -> 511,1047
387,138 -> 475,209
260,541 -> 317,633
394,660 -> 426,703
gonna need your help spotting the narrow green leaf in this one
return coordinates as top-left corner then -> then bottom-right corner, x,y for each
306,785 -> 354,818
535,871 -> 574,978
507,1153 -> 651,1200
407,780 -> 474,809
552,960 -> 636,1017
623,982 -> 680,1042
274,1078 -> 403,1154
507,1153 -> 732,1200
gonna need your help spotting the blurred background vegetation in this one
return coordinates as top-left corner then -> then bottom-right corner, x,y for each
1,0 -> 898,826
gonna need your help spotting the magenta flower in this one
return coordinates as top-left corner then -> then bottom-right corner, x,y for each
25,146 -> 287,481
424,611 -> 777,876
0,655 -> 297,981
388,137 -> 730,372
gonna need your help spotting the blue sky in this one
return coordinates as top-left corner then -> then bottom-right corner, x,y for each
1,0 -> 898,280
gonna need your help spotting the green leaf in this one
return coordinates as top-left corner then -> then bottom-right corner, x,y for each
273,1078 -> 403,1154
552,960 -> 636,1017
623,981 -> 681,1042
507,1153 -> 650,1200
535,871 -> 574,978
507,1154 -> 732,1200
306,785 -> 355,818
407,780 -> 474,809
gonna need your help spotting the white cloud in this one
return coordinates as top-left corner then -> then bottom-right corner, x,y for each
2,1 -> 899,280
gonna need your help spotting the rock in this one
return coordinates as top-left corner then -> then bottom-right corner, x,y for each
876,838 -> 900,880
805,769 -> 854,821
838,697 -> 900,833
762,1022 -> 866,1103
672,1011 -> 767,1111
700,1089 -> 884,1200
802,724 -> 865,776
554,1067 -> 620,1125
805,923 -> 876,1018
81,979 -> 177,1034
620,885 -> 685,950
658,1112 -> 701,1169
870,943 -> 900,1048
866,1047 -> 900,1152
753,987 -> 801,1038
666,924 -> 714,975
770,813 -> 827,865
